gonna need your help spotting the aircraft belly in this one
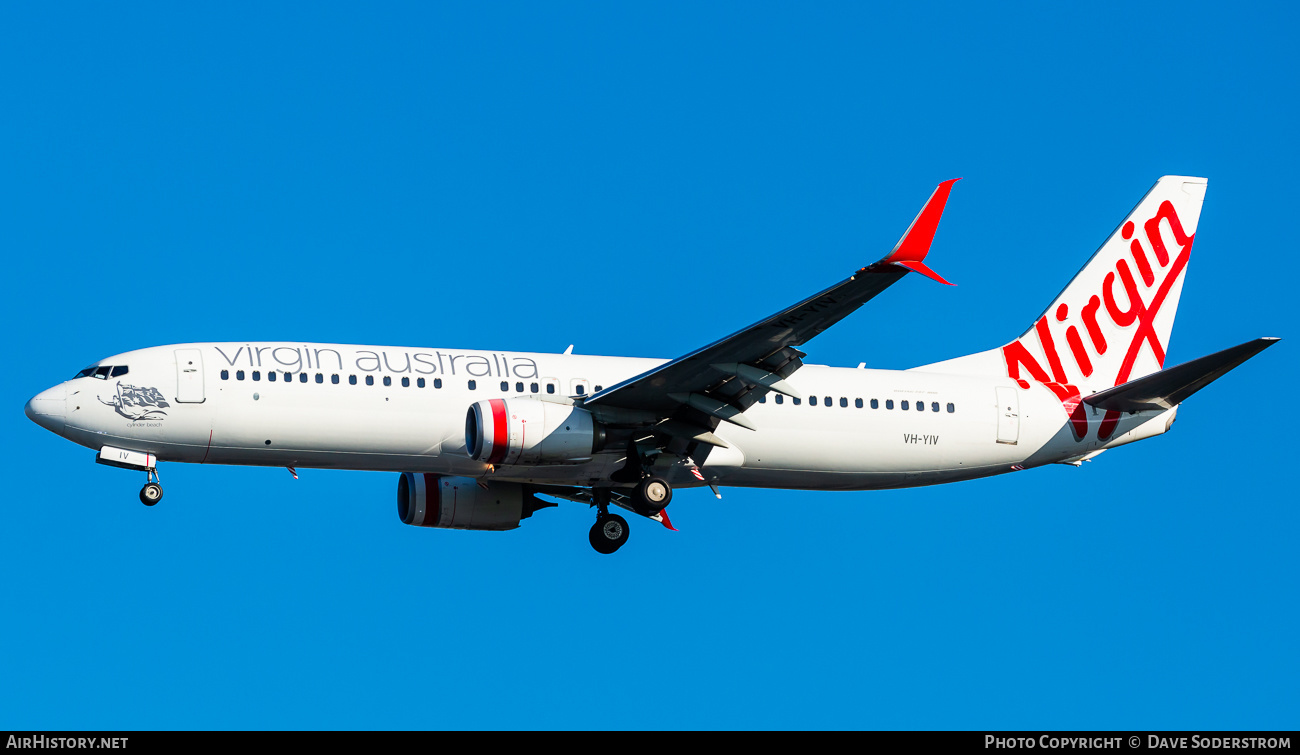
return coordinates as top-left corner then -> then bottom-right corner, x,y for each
709,464 -> 1013,491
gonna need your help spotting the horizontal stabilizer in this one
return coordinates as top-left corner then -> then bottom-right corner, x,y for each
1083,337 -> 1279,412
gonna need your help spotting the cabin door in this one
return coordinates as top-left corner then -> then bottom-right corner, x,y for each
175,349 -> 205,403
995,386 -> 1019,445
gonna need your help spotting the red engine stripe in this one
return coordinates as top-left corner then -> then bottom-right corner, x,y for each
487,399 -> 508,465
422,473 -> 441,527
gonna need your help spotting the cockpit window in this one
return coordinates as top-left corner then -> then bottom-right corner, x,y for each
74,364 -> 129,379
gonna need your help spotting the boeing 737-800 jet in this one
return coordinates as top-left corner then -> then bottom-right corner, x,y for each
24,176 -> 1278,553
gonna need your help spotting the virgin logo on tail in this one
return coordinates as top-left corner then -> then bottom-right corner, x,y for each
1002,199 -> 1195,441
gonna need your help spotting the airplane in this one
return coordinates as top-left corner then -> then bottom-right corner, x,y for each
24,176 -> 1279,554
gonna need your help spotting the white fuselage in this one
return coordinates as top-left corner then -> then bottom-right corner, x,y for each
33,342 -> 1177,492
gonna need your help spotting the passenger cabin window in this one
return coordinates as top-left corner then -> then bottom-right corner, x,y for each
331,374 -> 340,384
916,401 -> 924,411
237,370 -> 245,380
349,375 -> 357,385
402,377 -> 410,387
546,383 -> 555,394
384,376 -> 393,387
434,378 -> 443,389
810,396 -> 818,406
870,399 -> 878,409
417,378 -> 426,388
315,373 -> 324,384
221,370 -> 229,380
299,373 -> 308,383
575,384 -> 585,395
901,400 -> 909,410
516,382 -> 524,393
855,398 -> 863,408
284,372 -> 292,382
775,395 -> 784,405
594,385 -> 603,392
366,375 -> 374,386
947,403 -> 955,413
840,397 -> 848,408
758,395 -> 767,403
268,372 -> 277,382
793,397 -> 801,405
530,382 -> 539,393
825,396 -> 832,407
252,371 -> 261,381
468,380 -> 476,390
932,402 -> 940,412
886,400 -> 894,410
500,381 -> 509,391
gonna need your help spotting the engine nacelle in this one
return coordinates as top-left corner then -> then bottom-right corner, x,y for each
397,473 -> 524,531
465,398 -> 605,465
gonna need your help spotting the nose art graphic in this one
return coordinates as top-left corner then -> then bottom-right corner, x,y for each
98,383 -> 171,421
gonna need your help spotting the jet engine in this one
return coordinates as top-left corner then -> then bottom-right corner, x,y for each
465,398 -> 605,465
398,473 -> 557,530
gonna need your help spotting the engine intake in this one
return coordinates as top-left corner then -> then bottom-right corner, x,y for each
465,398 -> 605,465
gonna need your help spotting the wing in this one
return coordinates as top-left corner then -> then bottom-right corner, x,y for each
583,178 -> 960,441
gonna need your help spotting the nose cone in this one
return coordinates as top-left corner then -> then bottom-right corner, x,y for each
25,384 -> 67,433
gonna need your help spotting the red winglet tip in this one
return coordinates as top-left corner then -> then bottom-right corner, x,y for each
896,259 -> 955,286
658,509 -> 677,531
884,178 -> 961,265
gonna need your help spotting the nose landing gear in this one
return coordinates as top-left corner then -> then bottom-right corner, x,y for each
139,469 -> 163,506
140,483 -> 163,506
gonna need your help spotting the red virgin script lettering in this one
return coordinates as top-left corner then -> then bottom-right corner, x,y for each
1001,200 -> 1194,441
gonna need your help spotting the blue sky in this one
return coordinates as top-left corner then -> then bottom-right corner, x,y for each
2,2 -> 1297,730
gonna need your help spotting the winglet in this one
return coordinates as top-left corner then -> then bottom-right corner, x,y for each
894,259 -> 954,286
882,178 -> 960,285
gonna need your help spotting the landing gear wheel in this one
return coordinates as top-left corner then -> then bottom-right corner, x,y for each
633,476 -> 672,514
589,514 -> 629,554
140,482 -> 164,506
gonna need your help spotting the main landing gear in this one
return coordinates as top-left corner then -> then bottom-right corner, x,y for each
588,488 -> 628,555
586,474 -> 677,554
610,439 -> 675,514
589,512 -> 630,555
139,469 -> 163,506
589,440 -> 680,554
632,476 -> 672,514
